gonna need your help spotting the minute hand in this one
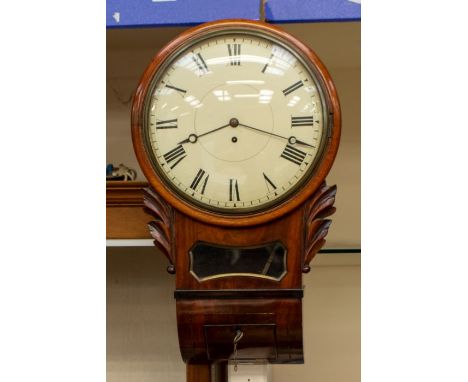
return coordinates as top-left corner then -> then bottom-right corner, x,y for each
238,123 -> 315,148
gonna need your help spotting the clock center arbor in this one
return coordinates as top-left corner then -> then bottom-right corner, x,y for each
131,19 -> 341,372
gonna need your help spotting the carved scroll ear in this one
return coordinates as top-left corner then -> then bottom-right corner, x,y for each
303,183 -> 337,273
142,187 -> 175,274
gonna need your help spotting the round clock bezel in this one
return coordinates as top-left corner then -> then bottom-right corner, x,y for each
132,19 -> 341,227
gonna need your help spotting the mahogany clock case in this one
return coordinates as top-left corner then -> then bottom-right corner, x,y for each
131,20 -> 342,367
131,19 -> 341,227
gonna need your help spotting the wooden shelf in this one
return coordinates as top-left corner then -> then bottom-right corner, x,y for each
106,181 -> 147,205
106,181 -> 152,239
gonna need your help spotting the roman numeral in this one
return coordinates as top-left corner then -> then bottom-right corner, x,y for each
190,169 -> 209,195
229,179 -> 240,201
282,81 -> 304,96
227,44 -> 241,66
192,53 -> 209,75
261,53 -> 274,73
163,145 -> 186,169
263,173 -> 277,191
156,119 -> 178,129
280,144 -> 307,165
165,84 -> 187,94
291,116 -> 314,127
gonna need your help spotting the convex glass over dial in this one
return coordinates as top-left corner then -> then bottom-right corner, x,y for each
144,31 -> 329,213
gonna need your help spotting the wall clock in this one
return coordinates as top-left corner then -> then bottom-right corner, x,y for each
132,19 -> 341,381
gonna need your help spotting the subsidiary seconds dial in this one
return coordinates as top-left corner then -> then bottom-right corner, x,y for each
144,31 -> 328,213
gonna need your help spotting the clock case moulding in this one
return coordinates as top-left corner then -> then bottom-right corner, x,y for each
131,19 -> 341,369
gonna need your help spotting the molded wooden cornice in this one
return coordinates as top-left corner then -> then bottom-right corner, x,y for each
106,181 -> 148,206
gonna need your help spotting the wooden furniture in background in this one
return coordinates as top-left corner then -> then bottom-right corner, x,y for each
106,181 -> 151,239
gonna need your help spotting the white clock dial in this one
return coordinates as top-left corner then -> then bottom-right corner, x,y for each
145,32 -> 327,213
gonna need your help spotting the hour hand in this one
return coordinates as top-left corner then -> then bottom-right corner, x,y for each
177,134 -> 198,145
177,123 -> 231,145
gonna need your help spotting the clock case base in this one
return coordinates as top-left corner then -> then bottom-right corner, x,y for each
143,182 -> 336,365
177,293 -> 304,364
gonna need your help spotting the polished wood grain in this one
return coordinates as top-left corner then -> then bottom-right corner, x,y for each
177,298 -> 303,364
173,206 -> 304,291
187,364 -> 211,382
131,19 -> 341,228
